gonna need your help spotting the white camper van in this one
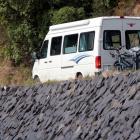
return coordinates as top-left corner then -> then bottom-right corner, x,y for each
32,16 -> 140,82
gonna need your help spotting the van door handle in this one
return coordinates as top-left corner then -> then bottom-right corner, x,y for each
49,61 -> 52,63
44,61 -> 48,63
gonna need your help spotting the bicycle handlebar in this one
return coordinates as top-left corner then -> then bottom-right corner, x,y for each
110,46 -> 140,58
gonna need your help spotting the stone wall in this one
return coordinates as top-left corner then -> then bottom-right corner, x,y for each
0,72 -> 140,140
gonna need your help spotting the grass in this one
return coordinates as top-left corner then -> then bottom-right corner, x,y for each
0,59 -> 65,86
0,58 -> 139,86
0,60 -> 35,86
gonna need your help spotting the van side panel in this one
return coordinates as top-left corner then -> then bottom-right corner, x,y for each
60,27 -> 101,80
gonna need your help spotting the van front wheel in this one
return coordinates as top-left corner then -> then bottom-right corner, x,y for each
34,75 -> 41,83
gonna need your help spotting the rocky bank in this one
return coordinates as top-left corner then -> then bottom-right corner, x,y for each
0,72 -> 140,140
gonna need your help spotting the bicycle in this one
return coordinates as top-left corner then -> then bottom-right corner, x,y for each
110,46 -> 140,71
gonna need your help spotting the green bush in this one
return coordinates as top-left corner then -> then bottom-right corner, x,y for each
51,6 -> 85,24
0,0 -> 117,65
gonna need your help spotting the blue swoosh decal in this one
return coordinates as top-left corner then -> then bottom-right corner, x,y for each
70,54 -> 91,64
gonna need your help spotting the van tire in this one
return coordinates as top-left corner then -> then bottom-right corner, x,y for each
34,75 -> 40,83
75,72 -> 83,80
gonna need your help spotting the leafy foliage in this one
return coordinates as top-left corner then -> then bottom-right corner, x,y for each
51,7 -> 85,24
0,0 -> 117,65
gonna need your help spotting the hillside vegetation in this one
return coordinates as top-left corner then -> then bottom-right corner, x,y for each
0,0 -> 140,85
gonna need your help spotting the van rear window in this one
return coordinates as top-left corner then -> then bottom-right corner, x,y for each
125,30 -> 140,49
79,31 -> 95,52
103,30 -> 121,50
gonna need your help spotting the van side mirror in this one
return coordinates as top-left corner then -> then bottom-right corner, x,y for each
31,52 -> 36,62
32,52 -> 37,60
36,52 -> 41,59
31,52 -> 41,61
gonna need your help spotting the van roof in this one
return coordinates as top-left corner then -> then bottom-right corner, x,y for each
48,16 -> 140,34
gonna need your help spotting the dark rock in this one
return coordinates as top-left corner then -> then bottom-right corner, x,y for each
0,72 -> 140,140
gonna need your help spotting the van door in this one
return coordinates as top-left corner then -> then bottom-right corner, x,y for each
123,18 -> 140,49
37,40 -> 50,82
61,33 -> 78,80
61,31 -> 95,79
47,36 -> 62,80
38,36 -> 62,81
101,30 -> 122,70
123,19 -> 140,69
100,19 -> 123,71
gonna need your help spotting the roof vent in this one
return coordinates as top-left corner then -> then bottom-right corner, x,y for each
50,20 -> 90,31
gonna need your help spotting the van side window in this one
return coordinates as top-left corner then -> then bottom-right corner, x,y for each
103,30 -> 121,50
40,40 -> 48,58
63,34 -> 78,54
125,30 -> 140,49
50,36 -> 62,56
79,31 -> 95,52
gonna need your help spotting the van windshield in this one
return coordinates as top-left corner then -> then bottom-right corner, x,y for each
40,40 -> 48,58
125,30 -> 140,49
